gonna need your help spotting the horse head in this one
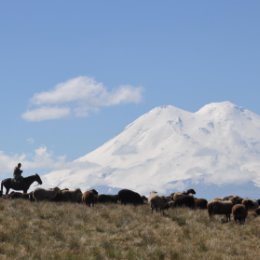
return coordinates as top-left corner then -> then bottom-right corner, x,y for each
35,174 -> 43,185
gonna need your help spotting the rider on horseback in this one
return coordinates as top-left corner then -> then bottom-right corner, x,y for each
13,163 -> 23,184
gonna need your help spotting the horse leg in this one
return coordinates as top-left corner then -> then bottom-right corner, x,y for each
6,188 -> 10,195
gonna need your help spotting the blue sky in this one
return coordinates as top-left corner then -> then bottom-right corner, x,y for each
0,1 -> 260,175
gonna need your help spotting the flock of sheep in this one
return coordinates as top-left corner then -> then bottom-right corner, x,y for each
1,186 -> 260,224
148,189 -> 260,223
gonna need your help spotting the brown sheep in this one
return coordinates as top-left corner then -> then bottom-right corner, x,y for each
223,195 -> 234,200
194,198 -> 208,209
54,188 -> 82,203
232,204 -> 248,224
207,200 -> 233,222
242,199 -> 258,210
82,189 -> 98,207
230,196 -> 243,205
172,188 -> 196,200
7,191 -> 30,200
172,194 -> 195,208
31,187 -> 60,201
223,195 -> 243,205
150,195 -> 169,215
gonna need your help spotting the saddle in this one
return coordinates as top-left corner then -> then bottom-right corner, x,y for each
12,177 -> 23,185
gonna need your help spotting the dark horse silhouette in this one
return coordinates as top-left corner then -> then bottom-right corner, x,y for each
0,174 -> 42,195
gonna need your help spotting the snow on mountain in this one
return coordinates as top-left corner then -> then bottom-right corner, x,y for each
42,101 -> 260,198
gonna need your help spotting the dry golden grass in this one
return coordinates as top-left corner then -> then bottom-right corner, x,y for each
0,198 -> 259,260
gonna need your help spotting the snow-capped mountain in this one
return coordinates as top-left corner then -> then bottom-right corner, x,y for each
42,101 -> 260,198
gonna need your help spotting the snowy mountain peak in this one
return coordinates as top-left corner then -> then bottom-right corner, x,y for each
44,101 -> 260,198
124,104 -> 190,131
148,104 -> 190,116
196,101 -> 251,119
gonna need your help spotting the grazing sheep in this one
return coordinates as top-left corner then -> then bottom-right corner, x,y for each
172,192 -> 184,200
117,189 -> 144,205
232,204 -> 248,224
97,194 -> 118,203
174,188 -> 196,196
207,200 -> 233,222
172,188 -> 196,200
150,196 -> 169,215
242,199 -> 258,210
223,195 -> 234,201
172,194 -> 195,209
7,191 -> 30,200
31,187 -> 60,201
223,195 -> 243,205
54,188 -> 82,203
82,189 -> 98,207
194,198 -> 208,209
230,196 -> 243,205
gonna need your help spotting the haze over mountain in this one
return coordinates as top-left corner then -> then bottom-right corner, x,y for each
42,101 -> 260,199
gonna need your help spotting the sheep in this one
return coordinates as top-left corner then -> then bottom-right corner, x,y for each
82,189 -> 98,207
117,189 -> 144,205
232,204 -> 248,224
30,187 -> 60,201
54,188 -> 82,203
242,199 -> 258,210
172,194 -> 195,209
207,200 -> 233,222
7,191 -> 30,200
223,195 -> 235,201
223,195 -> 243,205
230,196 -> 243,205
150,195 -> 169,215
194,198 -> 208,209
172,188 -> 196,200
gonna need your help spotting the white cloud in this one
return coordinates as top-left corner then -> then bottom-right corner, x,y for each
22,107 -> 71,122
0,147 -> 67,179
0,151 -> 26,175
22,76 -> 143,121
106,85 -> 143,105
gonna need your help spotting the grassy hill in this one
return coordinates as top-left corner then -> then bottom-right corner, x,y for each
0,199 -> 259,260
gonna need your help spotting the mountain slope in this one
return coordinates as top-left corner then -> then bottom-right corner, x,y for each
43,101 -> 260,198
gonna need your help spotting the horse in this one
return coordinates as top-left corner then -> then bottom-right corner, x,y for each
0,174 -> 42,195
